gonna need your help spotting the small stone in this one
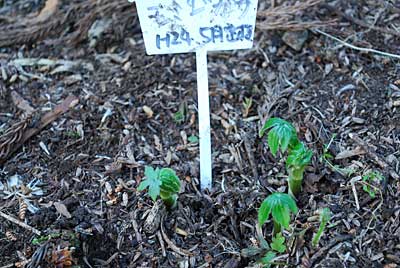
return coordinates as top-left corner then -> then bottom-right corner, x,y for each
282,30 -> 309,51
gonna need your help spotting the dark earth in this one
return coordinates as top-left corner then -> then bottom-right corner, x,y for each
0,0 -> 399,267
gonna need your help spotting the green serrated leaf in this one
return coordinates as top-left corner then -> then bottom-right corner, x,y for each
258,198 -> 273,226
259,251 -> 276,268
260,118 -> 298,156
272,203 -> 290,229
286,142 -> 313,169
271,233 -> 286,253
138,166 -> 162,201
268,129 -> 279,156
258,193 -> 298,230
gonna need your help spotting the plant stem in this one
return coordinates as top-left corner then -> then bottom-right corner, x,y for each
288,168 -> 304,196
312,220 -> 327,247
273,220 -> 281,235
161,194 -> 177,210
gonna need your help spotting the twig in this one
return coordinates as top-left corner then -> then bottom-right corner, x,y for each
0,210 -> 41,235
241,131 -> 259,181
11,91 -> 36,115
157,231 -> 167,257
0,264 -> 15,268
350,178 -> 360,211
160,216 -> 194,256
322,3 -> 400,37
314,29 -> 400,60
0,95 -> 79,164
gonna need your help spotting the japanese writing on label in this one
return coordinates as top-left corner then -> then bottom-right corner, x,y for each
135,0 -> 258,55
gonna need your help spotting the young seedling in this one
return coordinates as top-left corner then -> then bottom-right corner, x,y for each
259,117 -> 299,157
286,142 -> 313,196
242,97 -> 253,117
312,208 -> 331,247
258,192 -> 298,234
361,170 -> 384,198
270,233 -> 286,253
138,166 -> 181,209
260,117 -> 312,196
259,251 -> 276,268
320,134 -> 356,177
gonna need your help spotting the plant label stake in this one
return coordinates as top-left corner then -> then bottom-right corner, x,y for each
133,0 -> 258,190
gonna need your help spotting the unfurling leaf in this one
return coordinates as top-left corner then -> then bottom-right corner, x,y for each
138,166 -> 161,201
258,192 -> 298,229
138,166 -> 181,209
286,142 -> 313,170
259,117 -> 298,156
271,233 -> 286,253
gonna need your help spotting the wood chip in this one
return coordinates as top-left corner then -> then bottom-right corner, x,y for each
54,202 -> 72,218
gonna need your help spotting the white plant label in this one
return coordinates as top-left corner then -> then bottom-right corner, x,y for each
135,0 -> 258,54
134,0 -> 258,190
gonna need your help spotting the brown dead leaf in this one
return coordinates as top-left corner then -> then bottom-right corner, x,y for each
143,105 -> 153,118
54,202 -> 72,218
335,147 -> 366,160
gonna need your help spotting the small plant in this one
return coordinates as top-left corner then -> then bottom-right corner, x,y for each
259,117 -> 298,157
286,142 -> 313,196
259,251 -> 276,268
138,166 -> 181,209
361,170 -> 384,198
258,192 -> 298,234
188,135 -> 199,143
242,97 -> 253,117
312,208 -> 331,247
320,134 -> 356,177
173,102 -> 187,124
259,117 -> 312,196
270,233 -> 286,253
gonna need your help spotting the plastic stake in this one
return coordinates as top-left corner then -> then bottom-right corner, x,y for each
196,48 -> 212,191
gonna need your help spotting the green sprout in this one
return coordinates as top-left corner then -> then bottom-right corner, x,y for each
362,171 -> 384,198
286,142 -> 313,196
138,166 -> 181,209
320,134 -> 356,177
259,118 -> 299,157
242,97 -> 253,117
188,135 -> 199,143
270,233 -> 286,253
259,251 -> 276,268
312,208 -> 331,247
260,117 -> 312,196
258,192 -> 298,234
173,102 -> 187,124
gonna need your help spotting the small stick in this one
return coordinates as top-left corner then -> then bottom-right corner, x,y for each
0,263 -> 15,268
0,95 -> 79,164
157,231 -> 167,257
314,29 -> 400,60
160,216 -> 193,256
349,134 -> 399,180
322,3 -> 400,38
0,210 -> 41,235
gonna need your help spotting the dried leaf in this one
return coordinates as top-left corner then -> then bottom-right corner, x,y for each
54,202 -> 72,218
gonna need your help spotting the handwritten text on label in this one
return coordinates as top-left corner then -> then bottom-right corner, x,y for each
136,0 -> 258,54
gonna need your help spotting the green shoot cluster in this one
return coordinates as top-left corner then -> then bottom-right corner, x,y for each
259,117 -> 312,196
138,166 -> 181,209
